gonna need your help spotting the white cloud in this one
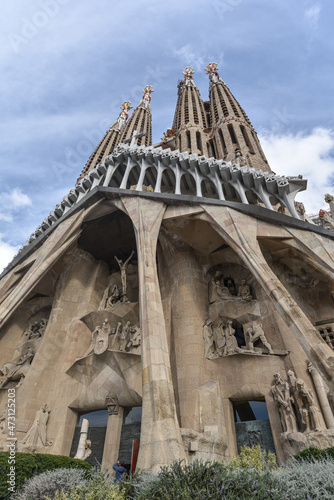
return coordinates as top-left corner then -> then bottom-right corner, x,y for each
259,127 -> 334,215
0,235 -> 19,272
0,188 -> 32,225
305,3 -> 321,30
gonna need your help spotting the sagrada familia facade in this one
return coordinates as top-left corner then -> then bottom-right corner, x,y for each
1,64 -> 334,471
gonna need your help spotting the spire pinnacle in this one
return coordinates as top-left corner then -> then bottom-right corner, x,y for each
110,101 -> 133,131
205,62 -> 225,86
182,67 -> 197,87
137,85 -> 154,110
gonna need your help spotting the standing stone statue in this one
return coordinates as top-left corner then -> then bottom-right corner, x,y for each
21,404 -> 51,451
245,322 -> 273,354
224,321 -> 243,355
203,319 -> 215,358
114,251 -> 134,302
271,373 -> 298,433
118,321 -> 131,351
288,370 -> 322,431
126,326 -> 141,352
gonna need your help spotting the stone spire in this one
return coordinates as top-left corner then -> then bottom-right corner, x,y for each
172,67 -> 209,156
78,101 -> 133,181
119,86 -> 154,147
205,63 -> 271,172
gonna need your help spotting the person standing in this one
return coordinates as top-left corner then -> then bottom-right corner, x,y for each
113,460 -> 127,482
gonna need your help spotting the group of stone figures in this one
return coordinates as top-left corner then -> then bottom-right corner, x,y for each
0,318 -> 47,389
83,318 -> 140,357
271,368 -> 323,434
203,320 -> 272,359
209,272 -> 253,304
100,251 -> 135,309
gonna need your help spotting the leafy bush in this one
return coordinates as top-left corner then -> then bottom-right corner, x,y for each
0,452 -> 91,500
12,467 -> 88,500
293,446 -> 334,461
51,471 -> 127,500
274,457 -> 334,499
133,460 -> 288,500
228,445 -> 277,471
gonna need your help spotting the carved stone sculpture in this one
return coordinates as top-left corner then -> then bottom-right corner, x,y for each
214,321 -> 227,355
94,319 -> 111,355
245,322 -> 273,354
203,319 -> 215,358
237,279 -> 252,301
118,321 -> 131,351
21,404 -> 51,452
100,283 -> 121,310
21,318 -> 47,343
114,250 -> 134,302
271,373 -> 298,433
126,325 -> 141,351
106,395 -> 119,415
74,418 -> 91,461
208,272 -> 231,303
0,346 -> 35,389
224,321 -> 243,355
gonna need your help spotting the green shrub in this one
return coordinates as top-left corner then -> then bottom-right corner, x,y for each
0,451 -> 91,500
134,460 -> 288,500
13,467 -> 88,500
52,471 -> 127,500
274,457 -> 334,499
228,445 -> 277,471
293,446 -> 334,461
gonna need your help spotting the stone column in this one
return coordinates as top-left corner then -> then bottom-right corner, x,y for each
119,197 -> 186,471
102,407 -> 124,469
308,362 -> 334,429
74,418 -> 89,459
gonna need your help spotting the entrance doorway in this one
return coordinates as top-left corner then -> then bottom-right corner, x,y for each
118,407 -> 141,471
233,400 -> 275,455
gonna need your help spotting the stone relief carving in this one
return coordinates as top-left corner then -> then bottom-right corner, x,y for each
114,251 -> 134,303
0,315 -> 49,390
271,373 -> 298,433
209,272 -> 254,304
203,319 -> 276,359
20,404 -> 52,452
106,395 -> 119,415
80,318 -> 140,358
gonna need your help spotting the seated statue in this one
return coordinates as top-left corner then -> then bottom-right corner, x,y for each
237,279 -> 252,301
209,272 -> 232,303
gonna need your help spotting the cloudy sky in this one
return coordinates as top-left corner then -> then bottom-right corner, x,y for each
1,0 -> 333,271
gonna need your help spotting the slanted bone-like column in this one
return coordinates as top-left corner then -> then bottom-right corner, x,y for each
308,362 -> 334,430
119,197 -> 186,470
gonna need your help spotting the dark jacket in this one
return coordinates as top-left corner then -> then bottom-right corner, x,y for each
113,462 -> 127,481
